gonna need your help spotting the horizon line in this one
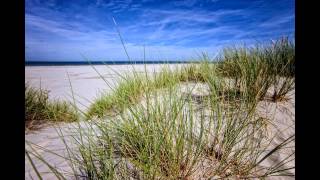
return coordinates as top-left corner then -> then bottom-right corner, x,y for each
25,60 -> 218,66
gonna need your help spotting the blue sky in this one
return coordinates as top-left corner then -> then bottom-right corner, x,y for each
25,0 -> 295,61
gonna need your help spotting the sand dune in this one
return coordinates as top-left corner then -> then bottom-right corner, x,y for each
25,65 -> 294,179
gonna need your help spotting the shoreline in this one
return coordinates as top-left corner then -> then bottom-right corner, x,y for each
25,61 -> 211,66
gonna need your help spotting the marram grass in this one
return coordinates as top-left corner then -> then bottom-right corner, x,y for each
87,38 -> 294,118
26,67 -> 294,179
25,84 -> 79,131
217,37 -> 295,102
86,64 -> 207,119
26,37 -> 295,179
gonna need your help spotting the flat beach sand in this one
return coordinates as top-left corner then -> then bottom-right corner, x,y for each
25,64 -> 187,111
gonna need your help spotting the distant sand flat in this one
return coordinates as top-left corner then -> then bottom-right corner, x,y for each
25,64 -> 187,111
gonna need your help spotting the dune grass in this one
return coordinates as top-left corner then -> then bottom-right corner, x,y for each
87,38 -> 294,119
217,37 -> 295,102
86,62 -> 214,119
25,37 -> 295,179
27,67 -> 294,179
217,37 -> 294,78
25,84 -> 79,131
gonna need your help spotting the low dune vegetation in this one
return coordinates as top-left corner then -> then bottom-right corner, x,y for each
26,37 -> 295,179
87,37 -> 294,119
71,83 -> 293,179
217,37 -> 294,102
25,84 -> 79,131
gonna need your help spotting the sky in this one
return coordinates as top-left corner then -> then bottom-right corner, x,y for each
25,0 -> 295,61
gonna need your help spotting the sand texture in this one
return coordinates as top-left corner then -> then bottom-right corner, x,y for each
25,65 -> 294,179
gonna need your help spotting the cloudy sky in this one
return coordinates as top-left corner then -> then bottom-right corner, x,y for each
25,0 -> 295,61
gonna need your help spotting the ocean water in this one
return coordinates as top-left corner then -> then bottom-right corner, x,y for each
25,60 -> 193,66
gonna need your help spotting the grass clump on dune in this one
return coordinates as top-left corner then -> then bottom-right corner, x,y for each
86,63 -> 214,119
217,37 -> 295,102
265,37 -> 295,101
264,37 -> 295,77
85,69 -> 172,119
25,84 -> 79,131
221,46 -> 272,103
218,37 -> 294,78
86,73 -> 145,118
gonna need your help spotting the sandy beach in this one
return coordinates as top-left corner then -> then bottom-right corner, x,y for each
25,64 -> 187,111
25,0 -> 295,177
25,64 -> 295,179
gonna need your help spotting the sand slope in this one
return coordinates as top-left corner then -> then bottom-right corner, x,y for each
25,84 -> 294,179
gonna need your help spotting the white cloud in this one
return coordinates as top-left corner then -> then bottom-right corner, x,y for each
26,0 -> 294,61
259,14 -> 294,28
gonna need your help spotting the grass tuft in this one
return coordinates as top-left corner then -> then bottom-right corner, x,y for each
25,84 -> 79,131
217,37 -> 295,102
